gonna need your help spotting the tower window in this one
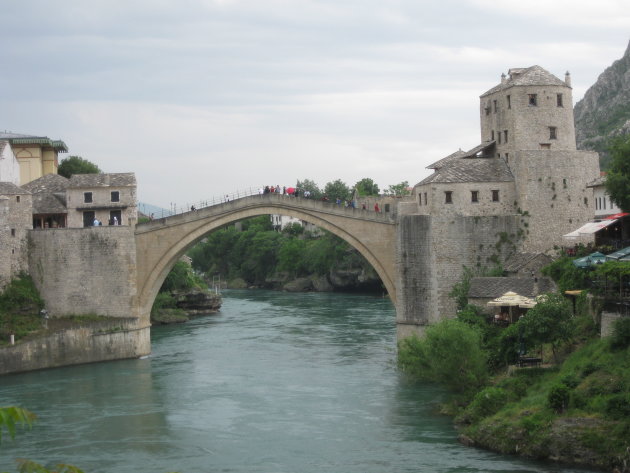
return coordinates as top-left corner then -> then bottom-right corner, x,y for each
493,100 -> 497,113
16,196 -> 20,203
491,130 -> 495,140
111,191 -> 120,202
528,94 -> 537,106
423,192 -> 427,205
557,94 -> 563,107
84,192 -> 93,203
506,95 -> 511,109
485,103 -> 490,115
504,130 -> 508,143
471,191 -> 479,203
11,229 -> 16,237
549,127 -> 557,139
492,190 -> 500,202
445,191 -> 453,204
498,132 -> 502,144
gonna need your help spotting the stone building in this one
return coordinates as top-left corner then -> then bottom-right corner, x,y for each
22,174 -> 70,229
396,66 -> 601,335
0,183 -> 33,289
66,173 -> 137,227
0,132 -> 68,186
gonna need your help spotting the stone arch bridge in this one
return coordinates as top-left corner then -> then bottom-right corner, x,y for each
135,194 -> 398,324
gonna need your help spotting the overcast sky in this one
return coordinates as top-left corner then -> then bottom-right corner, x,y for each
1,1 -> 629,209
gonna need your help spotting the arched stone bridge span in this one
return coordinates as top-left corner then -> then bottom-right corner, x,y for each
134,194 -> 397,322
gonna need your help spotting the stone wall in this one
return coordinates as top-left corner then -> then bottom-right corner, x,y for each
0,190 -> 33,290
396,213 -> 521,337
512,149 -> 600,252
28,226 -> 140,318
0,318 -> 150,375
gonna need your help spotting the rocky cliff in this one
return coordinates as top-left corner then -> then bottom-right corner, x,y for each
574,40 -> 630,167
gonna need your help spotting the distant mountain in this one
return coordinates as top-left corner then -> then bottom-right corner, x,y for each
574,40 -> 630,169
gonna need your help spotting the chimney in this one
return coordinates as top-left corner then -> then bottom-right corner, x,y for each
565,71 -> 571,87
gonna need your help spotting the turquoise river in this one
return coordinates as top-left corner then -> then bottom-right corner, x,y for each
0,290 -> 599,472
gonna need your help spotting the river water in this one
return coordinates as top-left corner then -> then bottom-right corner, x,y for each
1,290 -> 598,473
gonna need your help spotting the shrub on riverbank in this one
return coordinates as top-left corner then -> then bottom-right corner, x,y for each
0,274 -> 44,344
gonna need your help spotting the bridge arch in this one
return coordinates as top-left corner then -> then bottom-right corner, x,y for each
134,195 -> 397,322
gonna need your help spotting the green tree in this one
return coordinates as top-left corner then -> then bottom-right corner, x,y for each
398,319 -> 488,396
384,181 -> 411,197
160,261 -> 204,292
277,238 -> 307,276
604,134 -> 630,212
324,179 -> 351,201
57,156 -> 102,178
516,293 -> 573,361
353,178 -> 379,197
296,179 -> 322,199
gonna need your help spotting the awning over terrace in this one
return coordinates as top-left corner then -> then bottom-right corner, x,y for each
563,219 -> 620,238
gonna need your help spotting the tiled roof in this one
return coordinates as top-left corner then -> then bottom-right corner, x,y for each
0,182 -> 29,195
32,193 -> 67,214
22,173 -> 70,194
480,65 -> 568,98
503,252 -> 552,273
69,173 -> 136,188
416,153 -> 514,186
468,277 -> 556,299
426,149 -> 467,170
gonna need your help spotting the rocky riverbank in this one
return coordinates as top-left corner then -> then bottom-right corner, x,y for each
151,288 -> 222,325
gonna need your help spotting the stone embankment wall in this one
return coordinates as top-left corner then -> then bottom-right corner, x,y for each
0,318 -> 150,375
0,226 -> 152,375
28,226 -> 139,318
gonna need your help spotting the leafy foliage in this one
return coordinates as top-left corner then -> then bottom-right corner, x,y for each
323,179 -> 351,201
0,406 -> 36,444
296,179 -> 323,199
0,274 -> 45,343
398,319 -> 488,396
187,216 -> 378,287
516,293 -> 573,361
384,181 -> 411,197
541,256 -> 592,293
604,134 -> 630,212
547,383 -> 571,413
353,178 -> 379,197
610,316 -> 630,350
160,261 -> 204,292
57,156 -> 101,178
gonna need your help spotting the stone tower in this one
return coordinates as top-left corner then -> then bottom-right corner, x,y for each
396,66 -> 600,337
479,66 -> 599,252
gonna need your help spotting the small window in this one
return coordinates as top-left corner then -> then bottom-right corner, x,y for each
498,132 -> 502,144
603,197 -> 606,210
549,127 -> 557,139
491,130 -> 495,140
506,95 -> 511,109
16,196 -> 20,203
528,94 -> 537,106
492,190 -> 500,202
111,191 -> 120,202
84,192 -> 93,203
540,143 -> 551,149
423,192 -> 427,205
445,191 -> 453,204
11,229 -> 16,237
504,130 -> 508,143
471,191 -> 479,203
493,100 -> 497,113
485,103 -> 491,115
557,94 -> 563,107
505,152 -> 509,162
